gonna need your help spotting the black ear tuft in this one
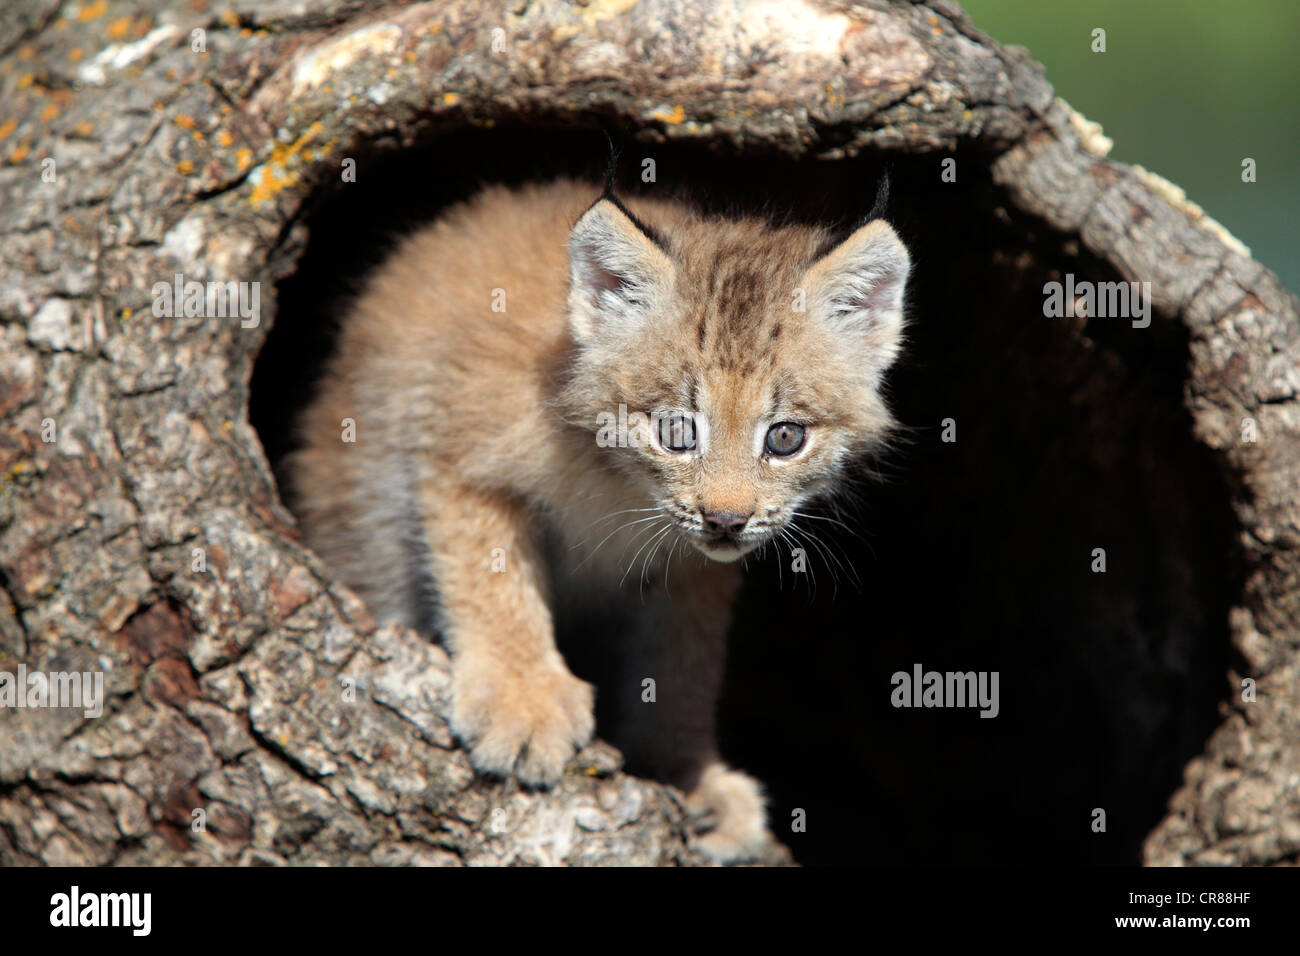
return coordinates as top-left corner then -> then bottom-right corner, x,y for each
811,168 -> 893,263
591,132 -> 669,252
862,167 -> 891,226
602,129 -> 621,198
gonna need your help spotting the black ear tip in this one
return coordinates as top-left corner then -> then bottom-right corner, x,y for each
581,189 -> 669,254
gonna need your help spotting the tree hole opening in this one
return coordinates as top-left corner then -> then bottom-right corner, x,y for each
250,125 -> 1244,865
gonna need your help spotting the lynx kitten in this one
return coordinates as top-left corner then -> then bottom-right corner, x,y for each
288,178 -> 910,862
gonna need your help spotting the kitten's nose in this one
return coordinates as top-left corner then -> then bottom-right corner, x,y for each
702,510 -> 752,535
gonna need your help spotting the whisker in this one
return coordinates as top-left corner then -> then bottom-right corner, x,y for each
573,513 -> 664,569
619,518 -> 670,567
792,523 -> 844,598
622,522 -> 671,591
571,506 -> 660,546
790,510 -> 863,540
778,526 -> 815,600
792,520 -> 861,596
811,524 -> 863,589
639,524 -> 674,599
773,534 -> 783,591
663,534 -> 681,595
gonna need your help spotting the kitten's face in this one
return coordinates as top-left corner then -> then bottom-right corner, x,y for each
561,194 -> 910,562
638,365 -> 855,563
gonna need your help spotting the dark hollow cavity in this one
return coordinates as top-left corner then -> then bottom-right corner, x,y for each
250,126 -> 1243,865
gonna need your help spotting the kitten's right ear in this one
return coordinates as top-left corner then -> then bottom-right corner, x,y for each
801,219 -> 910,382
567,198 -> 674,345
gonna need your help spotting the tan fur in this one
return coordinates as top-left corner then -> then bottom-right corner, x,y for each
287,179 -> 910,862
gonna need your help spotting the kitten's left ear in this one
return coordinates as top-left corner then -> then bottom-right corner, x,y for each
567,197 -> 674,346
801,220 -> 911,378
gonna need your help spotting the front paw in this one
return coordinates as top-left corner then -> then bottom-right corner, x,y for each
449,658 -> 595,787
686,764 -> 771,863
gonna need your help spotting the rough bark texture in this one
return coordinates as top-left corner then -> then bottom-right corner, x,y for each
0,0 -> 1295,866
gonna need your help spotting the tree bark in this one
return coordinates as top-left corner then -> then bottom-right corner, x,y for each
0,0 -> 1296,866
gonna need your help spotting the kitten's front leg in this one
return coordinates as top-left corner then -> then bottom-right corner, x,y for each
426,483 -> 594,786
616,559 -> 772,862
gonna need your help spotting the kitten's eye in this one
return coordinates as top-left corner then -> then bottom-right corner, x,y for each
765,422 -> 806,456
658,414 -> 697,452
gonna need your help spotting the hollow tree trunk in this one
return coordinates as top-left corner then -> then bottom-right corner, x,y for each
0,0 -> 1296,866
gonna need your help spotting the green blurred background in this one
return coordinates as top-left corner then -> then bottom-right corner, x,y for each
960,0 -> 1299,293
